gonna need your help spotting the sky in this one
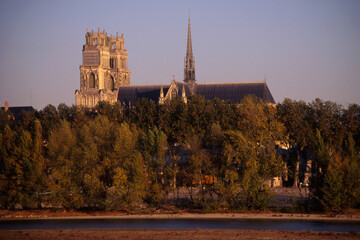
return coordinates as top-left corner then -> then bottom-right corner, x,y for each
0,0 -> 359,110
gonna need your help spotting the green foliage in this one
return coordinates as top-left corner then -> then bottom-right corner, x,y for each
0,120 -> 46,208
320,153 -> 347,212
159,97 -> 188,144
1,98 -> 359,212
132,98 -> 158,130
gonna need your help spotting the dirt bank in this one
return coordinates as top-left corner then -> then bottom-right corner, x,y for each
1,229 -> 359,240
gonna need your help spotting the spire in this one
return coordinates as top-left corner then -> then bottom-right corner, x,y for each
182,85 -> 187,104
159,86 -> 164,104
160,86 -> 164,98
186,14 -> 193,58
184,11 -> 196,87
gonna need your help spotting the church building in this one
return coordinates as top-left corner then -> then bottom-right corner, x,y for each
75,18 -> 274,108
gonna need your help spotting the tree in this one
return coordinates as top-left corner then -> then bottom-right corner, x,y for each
58,103 -> 71,121
159,97 -> 188,145
342,104 -> 360,147
0,125 -> 16,208
139,127 -> 169,205
203,123 -> 225,177
277,98 -> 311,187
342,134 -> 360,209
6,125 -> 46,208
131,98 -> 158,130
47,120 -> 85,209
217,96 -> 285,209
307,99 -> 345,152
187,95 -> 215,137
320,153 -> 347,212
212,98 -> 237,131
180,135 -> 211,202
0,109 -> 14,133
309,130 -> 330,205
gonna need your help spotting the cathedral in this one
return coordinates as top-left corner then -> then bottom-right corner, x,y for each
75,18 -> 274,108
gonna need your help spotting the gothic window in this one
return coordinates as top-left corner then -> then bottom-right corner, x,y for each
110,76 -> 115,90
110,58 -> 116,69
94,38 -> 98,45
89,73 -> 95,88
113,42 -> 116,50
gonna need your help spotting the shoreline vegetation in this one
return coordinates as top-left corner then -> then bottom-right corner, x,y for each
1,96 -> 359,216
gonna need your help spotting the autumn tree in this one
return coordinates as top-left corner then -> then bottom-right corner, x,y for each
218,96 -> 286,209
159,97 -> 188,145
277,98 -> 312,187
187,95 -> 215,137
139,126 -> 169,206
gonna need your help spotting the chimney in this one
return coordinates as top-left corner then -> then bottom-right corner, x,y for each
5,101 -> 9,111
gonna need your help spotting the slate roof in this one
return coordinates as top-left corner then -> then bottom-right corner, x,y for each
117,81 -> 275,105
117,84 -> 169,106
1,106 -> 35,119
194,81 -> 275,103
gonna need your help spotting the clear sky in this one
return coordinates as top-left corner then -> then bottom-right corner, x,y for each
0,0 -> 359,110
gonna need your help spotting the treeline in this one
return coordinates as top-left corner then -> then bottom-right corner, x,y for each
0,96 -> 359,212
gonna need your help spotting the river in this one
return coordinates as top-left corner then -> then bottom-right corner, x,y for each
1,218 -> 359,232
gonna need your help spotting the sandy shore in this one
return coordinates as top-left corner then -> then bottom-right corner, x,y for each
1,229 -> 359,240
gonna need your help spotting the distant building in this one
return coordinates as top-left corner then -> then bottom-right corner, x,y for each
76,18 -> 274,108
75,28 -> 131,108
1,101 -> 35,120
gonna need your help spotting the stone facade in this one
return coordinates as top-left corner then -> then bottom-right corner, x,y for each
75,28 -> 131,108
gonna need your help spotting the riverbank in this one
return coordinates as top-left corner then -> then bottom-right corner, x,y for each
1,229 -> 359,240
1,209 -> 360,222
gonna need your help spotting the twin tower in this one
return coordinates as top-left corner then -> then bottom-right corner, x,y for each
75,17 -> 196,108
75,28 -> 131,107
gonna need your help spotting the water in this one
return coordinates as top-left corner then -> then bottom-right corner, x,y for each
1,218 -> 359,232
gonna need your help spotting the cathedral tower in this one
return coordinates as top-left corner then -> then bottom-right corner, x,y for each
184,15 -> 196,88
75,28 -> 131,108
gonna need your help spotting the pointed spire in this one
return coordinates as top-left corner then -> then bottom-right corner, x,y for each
182,85 -> 187,104
160,86 -> 164,98
184,11 -> 196,87
159,86 -> 165,104
186,13 -> 193,58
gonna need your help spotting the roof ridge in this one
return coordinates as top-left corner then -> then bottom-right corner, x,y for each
196,81 -> 266,85
118,84 -> 170,87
